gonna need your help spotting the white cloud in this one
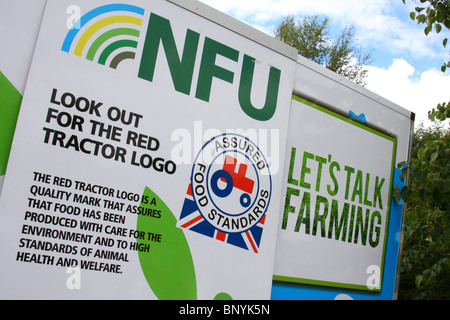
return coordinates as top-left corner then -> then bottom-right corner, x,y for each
202,0 -> 389,23
200,0 -> 444,60
365,59 -> 450,127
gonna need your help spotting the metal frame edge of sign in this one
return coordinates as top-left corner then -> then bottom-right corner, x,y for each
294,55 -> 413,120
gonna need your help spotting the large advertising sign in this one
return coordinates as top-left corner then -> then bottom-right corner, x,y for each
0,0 -> 296,299
273,95 -> 396,291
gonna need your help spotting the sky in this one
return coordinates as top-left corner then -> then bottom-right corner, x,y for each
200,0 -> 450,128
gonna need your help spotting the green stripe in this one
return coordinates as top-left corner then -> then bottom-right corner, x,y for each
0,71 -> 22,176
86,28 -> 140,61
98,39 -> 138,65
273,275 -> 378,292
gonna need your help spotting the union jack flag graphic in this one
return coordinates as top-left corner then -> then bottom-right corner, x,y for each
178,184 -> 265,253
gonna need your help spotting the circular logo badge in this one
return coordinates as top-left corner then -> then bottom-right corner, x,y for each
190,133 -> 272,233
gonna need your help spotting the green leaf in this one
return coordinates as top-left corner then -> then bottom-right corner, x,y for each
410,12 -> 416,21
393,185 -> 402,203
444,38 -> 448,48
418,147 -> 425,160
137,187 -> 197,300
435,23 -> 442,33
410,189 -> 420,201
400,170 -> 407,183
0,71 -> 23,176
417,14 -> 427,23
400,186 -> 412,202
430,151 -> 439,162
415,274 -> 423,289
397,161 -> 407,169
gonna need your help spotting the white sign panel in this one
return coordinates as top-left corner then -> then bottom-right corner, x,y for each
274,96 -> 396,291
0,0 -> 296,299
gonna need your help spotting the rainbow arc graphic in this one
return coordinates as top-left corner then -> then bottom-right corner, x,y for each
61,4 -> 145,69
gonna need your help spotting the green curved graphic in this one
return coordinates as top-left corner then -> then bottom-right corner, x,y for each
137,187 -> 197,300
0,70 -> 22,176
214,292 -> 233,300
109,51 -> 136,69
86,27 -> 140,61
98,39 -> 138,66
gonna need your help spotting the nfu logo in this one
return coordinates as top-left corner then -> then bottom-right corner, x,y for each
61,3 -> 283,122
178,134 -> 272,253
62,4 -> 144,68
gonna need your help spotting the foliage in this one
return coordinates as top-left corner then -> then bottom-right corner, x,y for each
274,15 -> 373,86
429,101 -> 450,122
402,0 -> 450,72
393,0 -> 450,300
395,116 -> 450,299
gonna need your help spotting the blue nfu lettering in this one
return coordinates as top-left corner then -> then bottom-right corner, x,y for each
138,13 -> 282,121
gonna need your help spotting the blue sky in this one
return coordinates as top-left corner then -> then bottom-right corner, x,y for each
201,0 -> 450,127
